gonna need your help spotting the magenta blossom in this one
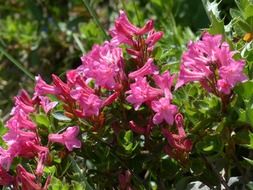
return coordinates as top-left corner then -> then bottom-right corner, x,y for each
162,114 -> 192,161
70,87 -> 103,117
151,97 -> 178,125
35,75 -> 57,96
80,41 -> 124,90
0,148 -> 13,171
11,90 -> 34,115
110,10 -> 163,65
118,170 -> 133,190
128,58 -> 158,79
126,77 -> 162,110
16,164 -> 51,190
0,166 -> 14,186
176,32 -> 247,96
7,110 -> 36,131
39,96 -> 58,114
48,126 -> 81,151
153,71 -> 175,99
110,10 -> 154,46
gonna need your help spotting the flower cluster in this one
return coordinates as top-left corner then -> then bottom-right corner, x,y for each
0,90 -> 50,187
35,41 -> 122,119
111,11 -> 191,159
110,10 -> 163,65
0,9 -> 248,189
176,32 -> 247,96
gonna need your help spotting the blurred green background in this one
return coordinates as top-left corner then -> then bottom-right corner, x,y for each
0,0 -> 236,117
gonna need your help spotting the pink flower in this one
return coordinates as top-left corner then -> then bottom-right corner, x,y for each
0,148 -> 13,171
0,166 -> 14,186
7,111 -> 36,131
52,74 -> 71,99
151,97 -> 178,125
16,164 -> 50,190
128,58 -> 158,79
3,127 -> 38,147
146,30 -> 163,52
119,170 -> 133,190
35,75 -> 72,102
217,79 -> 231,95
102,91 -> 120,107
48,126 -> 81,151
129,120 -> 153,136
126,77 -> 162,110
176,32 -> 247,96
1,90 -> 49,172
36,151 -> 48,176
71,86 -> 103,117
66,69 -> 81,86
110,11 -> 162,66
35,75 -> 57,96
11,90 -> 34,115
39,96 -> 58,114
79,94 -> 103,117
162,114 -> 192,161
218,60 -> 247,89
80,41 -> 124,90
110,10 -> 154,46
153,71 -> 175,99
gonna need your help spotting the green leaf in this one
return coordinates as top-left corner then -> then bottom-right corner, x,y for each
48,177 -> 70,190
196,135 -> 223,155
118,130 -> 138,153
243,157 -> 253,166
52,112 -> 71,122
235,130 -> 253,149
71,181 -> 86,190
209,13 -> 225,35
236,0 -> 253,19
35,114 -> 50,127
0,120 -> 7,147
44,165 -> 56,175
202,0 -> 225,35
190,158 -> 206,176
234,80 -> 253,99
69,156 -> 94,190
73,33 -> 85,54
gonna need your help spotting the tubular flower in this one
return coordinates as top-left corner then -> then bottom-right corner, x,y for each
39,96 -> 58,114
35,75 -> 72,102
151,97 -> 178,125
126,77 -> 162,110
110,10 -> 163,65
162,114 -> 192,162
128,58 -> 158,79
35,75 -> 58,96
16,165 -> 51,190
176,32 -> 247,96
0,148 -> 13,171
70,84 -> 103,117
153,71 -> 175,99
80,41 -> 124,90
118,170 -> 133,190
48,126 -> 81,151
110,10 -> 154,46
0,166 -> 14,186
0,90 -> 49,177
